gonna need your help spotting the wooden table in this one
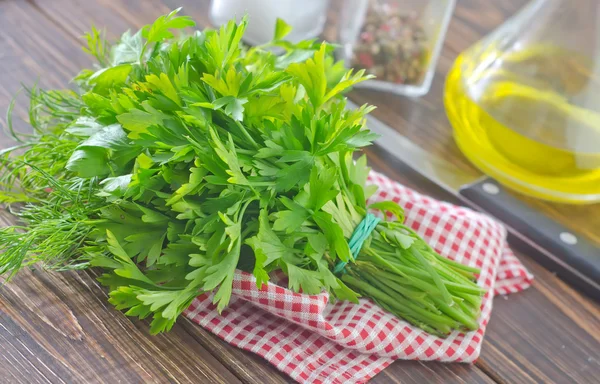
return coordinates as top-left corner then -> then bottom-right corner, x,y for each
0,0 -> 598,383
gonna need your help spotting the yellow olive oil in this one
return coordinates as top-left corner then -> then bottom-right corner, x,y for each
444,49 -> 600,203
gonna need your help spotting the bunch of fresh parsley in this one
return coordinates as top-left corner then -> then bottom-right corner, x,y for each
0,9 -> 484,335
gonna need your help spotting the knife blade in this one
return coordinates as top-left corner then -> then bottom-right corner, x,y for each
347,100 -> 600,301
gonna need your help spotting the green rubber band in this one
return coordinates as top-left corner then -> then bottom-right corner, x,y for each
334,213 -> 381,274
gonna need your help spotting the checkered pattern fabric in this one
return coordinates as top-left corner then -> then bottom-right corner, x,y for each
184,171 -> 533,384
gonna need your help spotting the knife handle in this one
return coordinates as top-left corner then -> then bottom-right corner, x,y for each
459,178 -> 600,287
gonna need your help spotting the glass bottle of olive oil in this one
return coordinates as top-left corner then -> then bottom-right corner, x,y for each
444,0 -> 600,204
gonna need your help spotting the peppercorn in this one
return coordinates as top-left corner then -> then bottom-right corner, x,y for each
350,0 -> 429,85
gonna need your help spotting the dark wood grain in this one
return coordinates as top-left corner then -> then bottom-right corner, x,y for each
0,0 -> 599,383
0,0 -> 90,138
479,252 -> 600,384
376,360 -> 495,384
1,266 -> 242,384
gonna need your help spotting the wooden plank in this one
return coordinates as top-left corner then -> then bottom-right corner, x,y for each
0,1 -> 598,384
1,266 -> 241,384
30,0 -> 210,40
477,255 -> 600,383
0,0 -> 90,140
376,361 -> 495,384
178,320 -> 293,384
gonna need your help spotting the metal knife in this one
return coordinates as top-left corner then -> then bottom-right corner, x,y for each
347,100 -> 600,301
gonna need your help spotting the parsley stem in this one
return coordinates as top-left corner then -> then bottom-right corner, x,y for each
234,121 -> 259,149
342,274 -> 455,334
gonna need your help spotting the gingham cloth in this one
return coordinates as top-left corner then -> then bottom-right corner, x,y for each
184,171 -> 534,384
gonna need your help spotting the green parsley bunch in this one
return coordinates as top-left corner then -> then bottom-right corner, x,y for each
0,10 -> 484,335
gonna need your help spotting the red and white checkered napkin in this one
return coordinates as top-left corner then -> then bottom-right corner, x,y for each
184,171 -> 534,384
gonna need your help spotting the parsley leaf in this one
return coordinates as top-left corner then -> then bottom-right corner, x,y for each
112,30 -> 144,65
274,18 -> 292,41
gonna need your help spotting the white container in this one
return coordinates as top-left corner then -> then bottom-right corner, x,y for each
338,0 -> 455,97
210,0 -> 330,46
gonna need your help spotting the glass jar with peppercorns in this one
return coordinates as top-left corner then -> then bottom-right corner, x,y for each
338,0 -> 455,96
